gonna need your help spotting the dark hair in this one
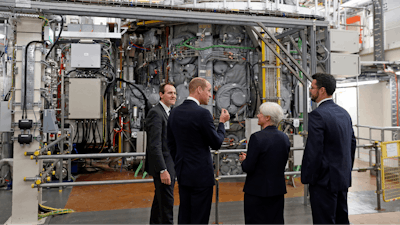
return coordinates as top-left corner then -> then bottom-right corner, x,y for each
159,83 -> 175,94
312,73 -> 336,96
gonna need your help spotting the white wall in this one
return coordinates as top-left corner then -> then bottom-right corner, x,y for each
357,82 -> 392,143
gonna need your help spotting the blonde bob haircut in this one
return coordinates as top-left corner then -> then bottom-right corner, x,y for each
259,102 -> 284,126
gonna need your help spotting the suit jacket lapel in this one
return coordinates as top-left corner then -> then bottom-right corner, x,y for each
157,103 -> 168,120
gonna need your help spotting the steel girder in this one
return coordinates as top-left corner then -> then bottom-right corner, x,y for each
0,1 -> 329,28
250,26 -> 305,86
257,22 -> 312,82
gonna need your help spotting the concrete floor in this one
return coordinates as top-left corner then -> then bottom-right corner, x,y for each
1,188 -> 400,224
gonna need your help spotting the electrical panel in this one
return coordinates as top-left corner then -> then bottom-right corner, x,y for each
71,44 -> 101,68
293,135 -> 304,166
136,131 -> 146,153
0,101 -> 12,132
43,109 -> 59,133
68,78 -> 101,119
330,53 -> 360,78
329,30 -> 359,53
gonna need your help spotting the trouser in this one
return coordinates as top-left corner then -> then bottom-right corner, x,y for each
309,184 -> 349,224
149,176 -> 175,224
177,185 -> 213,224
244,193 -> 284,224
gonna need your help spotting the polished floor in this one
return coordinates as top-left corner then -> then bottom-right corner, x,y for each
1,149 -> 400,224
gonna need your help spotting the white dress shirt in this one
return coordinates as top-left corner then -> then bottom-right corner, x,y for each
317,97 -> 333,107
187,96 -> 200,106
159,101 -> 171,116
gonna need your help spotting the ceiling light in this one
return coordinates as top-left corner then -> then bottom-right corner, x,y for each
336,80 -> 379,88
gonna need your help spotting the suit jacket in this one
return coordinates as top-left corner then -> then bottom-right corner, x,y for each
301,100 -> 356,192
145,103 -> 175,178
167,100 -> 225,187
242,126 -> 290,197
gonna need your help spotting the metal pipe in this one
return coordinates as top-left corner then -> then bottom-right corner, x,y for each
355,124 -> 400,130
262,33 -> 266,103
357,137 -> 380,142
374,145 -> 381,210
215,152 -> 220,224
24,176 -> 40,182
0,158 -> 13,167
40,134 -> 68,152
250,27 -> 305,85
356,75 -> 360,158
333,0 -> 337,25
37,178 -> 154,188
60,66 -> 65,192
218,167 -> 374,180
36,152 -> 146,159
337,0 -> 341,28
289,36 -> 302,56
300,27 -> 309,206
257,22 -> 313,81
325,0 -> 328,19
310,26 -> 317,75
276,28 -> 281,105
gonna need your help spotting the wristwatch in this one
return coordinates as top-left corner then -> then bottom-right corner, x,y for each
160,169 -> 167,174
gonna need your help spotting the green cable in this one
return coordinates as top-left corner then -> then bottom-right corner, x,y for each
176,37 -> 255,51
134,160 -> 143,177
142,171 -> 148,179
297,38 -> 303,79
38,209 -> 74,219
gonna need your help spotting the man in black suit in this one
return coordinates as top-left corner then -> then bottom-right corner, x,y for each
167,77 -> 230,224
301,73 -> 356,224
239,102 -> 290,224
145,83 -> 177,224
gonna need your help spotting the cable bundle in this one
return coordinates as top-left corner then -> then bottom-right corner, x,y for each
38,204 -> 74,219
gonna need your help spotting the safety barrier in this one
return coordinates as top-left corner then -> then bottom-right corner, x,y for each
34,146 -> 377,224
380,140 -> 400,202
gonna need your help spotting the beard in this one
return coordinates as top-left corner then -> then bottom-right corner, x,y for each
311,92 -> 318,102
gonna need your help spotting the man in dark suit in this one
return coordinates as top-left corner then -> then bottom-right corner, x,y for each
167,77 -> 230,224
301,73 -> 356,224
145,83 -> 177,224
239,102 -> 290,224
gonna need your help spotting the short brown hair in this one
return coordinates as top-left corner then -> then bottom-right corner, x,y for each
159,83 -> 175,94
189,77 -> 208,94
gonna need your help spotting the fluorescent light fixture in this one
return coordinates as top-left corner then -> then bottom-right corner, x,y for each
337,80 -> 379,88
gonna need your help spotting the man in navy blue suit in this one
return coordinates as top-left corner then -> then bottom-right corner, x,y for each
167,77 -> 230,224
301,73 -> 356,224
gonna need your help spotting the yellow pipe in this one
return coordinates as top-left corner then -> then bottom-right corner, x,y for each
262,33 -> 266,103
276,29 -> 281,106
137,20 -> 163,26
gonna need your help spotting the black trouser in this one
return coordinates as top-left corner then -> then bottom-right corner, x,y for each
177,185 -> 213,224
149,176 -> 175,224
244,193 -> 284,224
309,184 -> 349,224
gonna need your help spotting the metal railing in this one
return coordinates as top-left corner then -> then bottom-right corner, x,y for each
31,145 -> 379,223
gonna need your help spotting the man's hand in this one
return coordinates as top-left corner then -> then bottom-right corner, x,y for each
219,108 -> 230,123
239,152 -> 247,162
160,170 -> 171,185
